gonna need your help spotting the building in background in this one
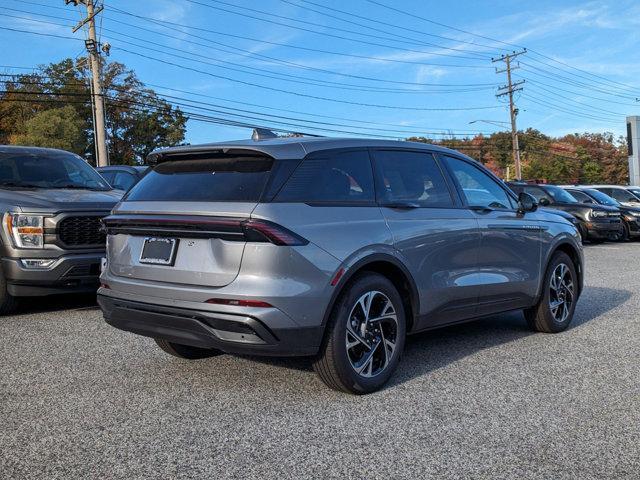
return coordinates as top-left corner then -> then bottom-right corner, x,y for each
627,116 -> 640,185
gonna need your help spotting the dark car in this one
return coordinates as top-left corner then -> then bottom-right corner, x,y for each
564,187 -> 640,241
0,146 -> 122,313
589,185 -> 640,207
507,182 -> 622,243
96,165 -> 149,191
98,134 -> 584,394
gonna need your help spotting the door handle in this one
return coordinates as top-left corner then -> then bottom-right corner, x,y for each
469,205 -> 494,213
381,202 -> 421,209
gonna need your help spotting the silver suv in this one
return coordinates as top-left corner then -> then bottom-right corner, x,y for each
98,133 -> 584,394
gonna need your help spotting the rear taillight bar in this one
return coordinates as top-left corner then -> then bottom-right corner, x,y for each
101,215 -> 308,246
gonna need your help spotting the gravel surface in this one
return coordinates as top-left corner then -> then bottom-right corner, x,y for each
1,244 -> 639,479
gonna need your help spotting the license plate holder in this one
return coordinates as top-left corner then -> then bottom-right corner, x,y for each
139,237 -> 178,266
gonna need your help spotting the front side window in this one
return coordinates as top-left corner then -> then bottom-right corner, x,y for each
373,150 -> 453,207
0,151 -> 111,190
444,156 -> 514,209
276,150 -> 374,203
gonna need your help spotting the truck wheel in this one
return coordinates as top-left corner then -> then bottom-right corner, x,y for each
524,252 -> 577,333
154,339 -> 222,359
313,272 -> 406,394
0,266 -> 18,315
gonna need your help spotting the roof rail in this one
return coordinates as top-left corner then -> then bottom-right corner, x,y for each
251,128 -> 278,141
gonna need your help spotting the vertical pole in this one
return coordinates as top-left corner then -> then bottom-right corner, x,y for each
505,56 -> 521,180
85,0 -> 108,166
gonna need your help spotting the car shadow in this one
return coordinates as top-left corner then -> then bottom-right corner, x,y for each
239,286 -> 632,387
10,293 -> 98,315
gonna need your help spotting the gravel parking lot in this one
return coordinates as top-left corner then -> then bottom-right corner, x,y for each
1,243 -> 639,479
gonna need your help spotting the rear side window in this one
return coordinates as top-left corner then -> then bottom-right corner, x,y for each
276,150 -> 374,203
125,155 -> 273,202
373,150 -> 453,207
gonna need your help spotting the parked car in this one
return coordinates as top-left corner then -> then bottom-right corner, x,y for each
0,146 -> 122,313
623,186 -> 640,199
507,182 -> 622,243
563,187 -> 640,241
96,165 -> 149,191
589,185 -> 640,207
98,134 -> 584,394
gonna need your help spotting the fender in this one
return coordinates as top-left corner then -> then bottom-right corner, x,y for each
320,248 -> 420,331
537,233 -> 584,300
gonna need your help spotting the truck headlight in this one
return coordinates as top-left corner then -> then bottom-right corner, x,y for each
6,214 -> 44,248
590,210 -> 607,218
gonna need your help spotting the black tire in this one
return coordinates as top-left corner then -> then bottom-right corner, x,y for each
312,272 -> 406,394
0,266 -> 18,315
524,252 -> 577,333
154,338 -> 222,359
620,222 -> 630,242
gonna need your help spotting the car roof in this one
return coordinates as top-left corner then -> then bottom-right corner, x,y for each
0,145 -> 75,155
147,137 -> 469,163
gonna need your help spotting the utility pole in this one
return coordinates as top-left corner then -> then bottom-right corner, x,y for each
66,0 -> 109,166
492,49 -> 526,180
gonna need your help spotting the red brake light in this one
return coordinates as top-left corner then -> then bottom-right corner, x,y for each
242,219 -> 308,246
205,298 -> 273,308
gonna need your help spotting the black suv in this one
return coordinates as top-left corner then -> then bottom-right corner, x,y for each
508,182 -> 622,242
564,187 -> 640,241
0,146 -> 122,313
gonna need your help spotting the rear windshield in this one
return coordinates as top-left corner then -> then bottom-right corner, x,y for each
125,156 -> 273,202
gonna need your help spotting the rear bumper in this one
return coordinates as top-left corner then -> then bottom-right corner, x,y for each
97,295 -> 323,357
2,254 -> 102,296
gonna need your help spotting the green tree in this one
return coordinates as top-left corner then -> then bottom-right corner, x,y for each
13,106 -> 84,152
1,58 -> 187,165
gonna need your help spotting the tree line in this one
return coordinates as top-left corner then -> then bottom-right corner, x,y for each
0,58 -> 630,184
408,128 -> 629,184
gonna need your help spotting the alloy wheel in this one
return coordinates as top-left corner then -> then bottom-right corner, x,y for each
549,263 -> 574,323
345,290 -> 398,378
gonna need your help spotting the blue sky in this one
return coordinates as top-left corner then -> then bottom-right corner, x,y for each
1,0 -> 640,145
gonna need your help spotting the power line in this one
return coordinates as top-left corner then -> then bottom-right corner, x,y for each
104,4 -> 494,70
361,0 -> 640,97
0,75 -> 496,135
0,8 -> 495,94
276,0 -> 494,59
179,0 -> 493,61
281,0 -> 506,53
113,46 -> 502,112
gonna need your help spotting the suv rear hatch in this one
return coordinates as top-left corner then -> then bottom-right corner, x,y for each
103,152 -> 289,287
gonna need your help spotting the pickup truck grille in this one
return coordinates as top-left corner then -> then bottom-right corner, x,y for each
58,216 -> 106,246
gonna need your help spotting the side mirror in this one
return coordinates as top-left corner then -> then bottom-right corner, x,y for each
518,192 -> 538,214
